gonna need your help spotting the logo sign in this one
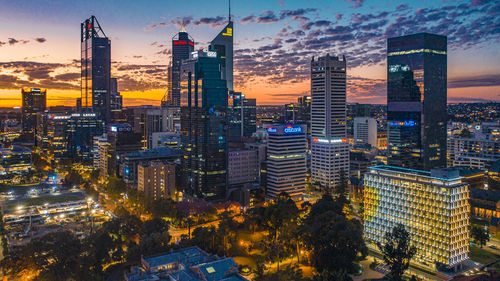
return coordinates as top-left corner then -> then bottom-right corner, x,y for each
222,27 -> 233,37
390,121 -> 415,127
284,126 -> 302,134
110,126 -> 118,132
267,127 -> 277,133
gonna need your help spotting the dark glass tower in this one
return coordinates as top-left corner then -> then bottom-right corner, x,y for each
81,16 -> 111,123
210,20 -> 233,91
387,33 -> 447,170
180,50 -> 228,201
169,27 -> 194,107
21,88 -> 46,133
228,93 -> 257,141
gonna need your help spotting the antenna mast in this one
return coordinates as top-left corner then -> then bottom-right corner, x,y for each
229,0 -> 231,22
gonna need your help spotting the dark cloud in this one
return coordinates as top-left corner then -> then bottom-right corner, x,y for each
257,11 -> 279,24
448,74 -> 500,88
7,38 -> 29,45
193,16 -> 226,27
34,37 -> 46,43
54,73 -> 80,81
0,41 -> 5,47
240,15 -> 256,24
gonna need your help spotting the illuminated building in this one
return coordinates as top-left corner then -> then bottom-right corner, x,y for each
364,165 -> 470,270
387,33 -> 447,170
354,117 -> 377,147
66,112 -> 104,163
180,49 -> 228,201
266,124 -> 307,200
81,15 -> 112,123
137,160 -> 176,200
21,88 -> 46,133
101,124 -> 142,177
310,54 -> 349,192
210,11 -> 233,91
110,77 -> 123,113
167,26 -> 194,107
0,145 -> 32,175
228,92 -> 256,142
448,122 -> 500,170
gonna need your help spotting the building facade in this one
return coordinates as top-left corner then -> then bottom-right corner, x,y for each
364,165 -> 470,269
81,16 -> 112,123
387,33 -> 447,170
310,55 -> 349,192
228,148 -> 259,186
21,88 -> 47,133
354,117 -> 377,147
210,20 -> 233,91
168,28 -> 194,107
266,124 -> 307,200
180,50 -> 228,201
137,160 -> 176,200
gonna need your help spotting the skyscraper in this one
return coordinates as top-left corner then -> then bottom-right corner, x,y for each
310,55 -> 349,192
21,88 -> 46,133
168,26 -> 194,107
210,15 -> 233,91
81,15 -> 111,123
387,33 -> 447,170
180,49 -> 228,201
266,124 -> 307,200
228,92 -> 257,142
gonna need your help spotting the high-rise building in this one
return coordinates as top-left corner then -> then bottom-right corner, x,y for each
228,148 -> 259,186
21,88 -> 46,133
310,55 -> 349,192
228,92 -> 257,142
67,112 -> 104,163
354,117 -> 377,147
180,49 -> 228,201
137,160 -> 176,200
168,27 -> 194,107
364,165 -> 470,270
81,16 -> 112,123
387,33 -> 447,170
210,17 -> 233,91
266,124 -> 307,200
110,77 -> 123,113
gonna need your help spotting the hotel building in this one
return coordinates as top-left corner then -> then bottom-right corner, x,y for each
364,165 -> 470,269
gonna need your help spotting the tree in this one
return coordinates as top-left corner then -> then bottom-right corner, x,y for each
471,225 -> 490,248
313,269 -> 352,281
65,169 -> 83,186
217,211 -> 238,256
302,194 -> 367,275
103,176 -> 127,199
253,264 -> 307,281
377,224 -> 416,281
142,218 -> 169,236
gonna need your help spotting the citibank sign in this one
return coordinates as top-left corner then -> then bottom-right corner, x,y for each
284,126 -> 302,134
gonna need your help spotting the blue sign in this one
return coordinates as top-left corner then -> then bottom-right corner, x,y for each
110,126 -> 118,132
284,126 -> 303,134
390,121 -> 415,127
267,127 -> 277,133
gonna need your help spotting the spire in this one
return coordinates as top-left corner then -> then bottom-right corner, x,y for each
229,0 -> 231,22
181,23 -> 186,32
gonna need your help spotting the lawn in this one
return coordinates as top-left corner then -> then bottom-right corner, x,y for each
469,245 -> 500,266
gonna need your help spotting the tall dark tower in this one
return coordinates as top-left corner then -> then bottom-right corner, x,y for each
387,33 -> 447,170
210,1 -> 233,91
168,26 -> 194,107
81,15 -> 111,123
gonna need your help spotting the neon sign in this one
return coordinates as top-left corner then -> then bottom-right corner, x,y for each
267,127 -> 277,133
390,121 -> 415,127
283,126 -> 302,134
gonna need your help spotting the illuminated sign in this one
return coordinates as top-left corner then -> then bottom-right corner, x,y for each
390,121 -> 415,127
174,41 -> 187,45
111,126 -> 118,132
389,64 -> 410,73
267,127 -> 277,133
388,49 -> 447,56
222,27 -> 232,37
283,125 -> 302,134
313,138 -> 346,143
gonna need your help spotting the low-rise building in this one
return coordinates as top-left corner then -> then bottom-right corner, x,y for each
0,145 -> 32,175
125,246 -> 248,281
364,165 -> 470,270
228,148 -> 259,186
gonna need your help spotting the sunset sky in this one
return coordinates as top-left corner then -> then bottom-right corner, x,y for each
0,0 -> 499,107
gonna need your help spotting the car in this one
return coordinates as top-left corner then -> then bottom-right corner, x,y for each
488,245 -> 497,249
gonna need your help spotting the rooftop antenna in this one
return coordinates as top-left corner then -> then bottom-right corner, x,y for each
181,21 -> 186,32
229,0 -> 231,22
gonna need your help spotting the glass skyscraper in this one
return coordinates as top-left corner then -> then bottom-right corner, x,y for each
180,50 -> 228,201
169,27 -> 194,107
387,33 -> 447,170
81,16 -> 111,123
210,20 -> 233,91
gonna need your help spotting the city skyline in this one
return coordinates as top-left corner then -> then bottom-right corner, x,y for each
0,0 -> 499,107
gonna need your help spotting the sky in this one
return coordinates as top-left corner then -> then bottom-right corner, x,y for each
0,0 -> 499,107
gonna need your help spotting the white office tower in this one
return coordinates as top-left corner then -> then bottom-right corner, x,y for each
266,124 -> 307,200
364,166 -> 470,270
354,117 -> 377,146
310,54 -> 349,192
